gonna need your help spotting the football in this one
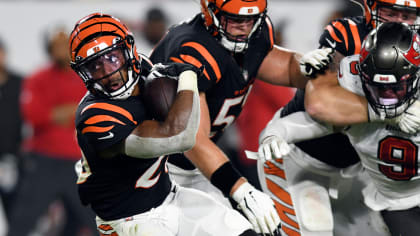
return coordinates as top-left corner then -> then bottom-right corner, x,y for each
141,76 -> 178,121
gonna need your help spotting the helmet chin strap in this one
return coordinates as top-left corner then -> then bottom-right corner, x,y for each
109,69 -> 139,100
210,9 -> 264,53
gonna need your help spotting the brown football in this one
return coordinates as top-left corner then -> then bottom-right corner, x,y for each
141,76 -> 178,121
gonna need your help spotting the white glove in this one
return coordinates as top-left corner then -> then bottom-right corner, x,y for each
258,136 -> 291,161
396,100 -> 420,134
300,48 -> 334,78
369,100 -> 420,134
232,182 -> 281,235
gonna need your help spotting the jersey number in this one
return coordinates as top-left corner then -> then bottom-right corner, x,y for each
211,85 -> 253,136
378,136 -> 418,180
135,156 -> 168,188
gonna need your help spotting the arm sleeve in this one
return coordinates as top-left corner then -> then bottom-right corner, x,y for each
124,86 -> 200,158
259,110 -> 334,144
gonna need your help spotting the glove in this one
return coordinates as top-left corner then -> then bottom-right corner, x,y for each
369,100 -> 420,134
148,62 -> 203,80
232,182 -> 281,235
396,100 -> 420,134
258,136 -> 291,161
300,48 -> 334,78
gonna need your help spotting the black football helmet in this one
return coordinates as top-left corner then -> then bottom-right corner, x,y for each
69,13 -> 142,100
359,22 -> 420,118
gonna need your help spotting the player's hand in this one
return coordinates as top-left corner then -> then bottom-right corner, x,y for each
232,182 -> 281,235
396,100 -> 420,134
300,48 -> 334,78
258,136 -> 291,161
148,62 -> 202,80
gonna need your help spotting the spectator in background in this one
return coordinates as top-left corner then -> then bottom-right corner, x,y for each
7,25 -> 96,236
0,38 -> 23,236
135,7 -> 169,56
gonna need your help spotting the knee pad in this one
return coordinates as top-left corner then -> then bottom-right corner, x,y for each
294,181 -> 333,232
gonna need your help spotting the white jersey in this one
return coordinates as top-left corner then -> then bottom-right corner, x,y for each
338,55 -> 420,210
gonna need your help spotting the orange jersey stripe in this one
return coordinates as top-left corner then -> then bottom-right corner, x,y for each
170,56 -> 211,80
273,199 -> 300,231
179,54 -> 211,81
169,56 -> 183,63
332,21 -> 349,51
81,103 -> 137,125
281,223 -> 301,236
325,25 -> 343,43
98,224 -> 114,231
266,178 -> 293,206
265,17 -> 274,49
264,161 -> 286,179
84,115 -> 127,126
348,19 -> 361,54
82,125 -> 114,134
181,41 -> 221,82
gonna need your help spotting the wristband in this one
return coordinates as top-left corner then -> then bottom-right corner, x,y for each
177,70 -> 198,93
210,162 -> 242,197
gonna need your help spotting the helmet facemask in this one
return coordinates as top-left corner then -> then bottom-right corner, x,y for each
69,13 -> 142,100
359,22 -> 420,118
369,1 -> 420,30
72,39 -> 139,99
214,10 -> 265,53
205,0 -> 266,53
360,70 -> 420,118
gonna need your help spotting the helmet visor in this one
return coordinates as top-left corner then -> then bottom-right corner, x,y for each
375,3 -> 420,29
77,43 -> 129,82
362,73 -> 419,117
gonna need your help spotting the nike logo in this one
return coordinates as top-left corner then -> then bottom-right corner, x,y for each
325,38 -> 336,48
98,132 -> 114,140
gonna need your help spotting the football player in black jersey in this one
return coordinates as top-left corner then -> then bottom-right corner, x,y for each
70,13 -> 260,236
148,0 -> 334,235
258,1 -> 420,235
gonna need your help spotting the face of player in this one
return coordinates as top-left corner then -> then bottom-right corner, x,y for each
84,47 -> 129,93
220,15 -> 255,41
377,6 -> 418,25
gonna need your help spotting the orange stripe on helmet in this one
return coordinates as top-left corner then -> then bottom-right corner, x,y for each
81,103 -> 137,125
347,19 -> 362,54
181,41 -> 221,82
332,21 -> 349,51
265,17 -> 274,49
325,25 -> 343,43
84,115 -> 126,126
82,125 -> 114,134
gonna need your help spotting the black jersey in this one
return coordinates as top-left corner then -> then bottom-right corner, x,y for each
150,14 -> 274,169
75,56 -> 172,221
281,16 -> 372,168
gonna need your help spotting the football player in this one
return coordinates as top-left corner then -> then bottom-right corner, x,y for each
148,0 -> 336,235
257,1 -> 420,235
70,13 -> 260,236
259,22 -> 420,236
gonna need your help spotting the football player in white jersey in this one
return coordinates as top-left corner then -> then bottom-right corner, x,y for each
257,22 -> 420,236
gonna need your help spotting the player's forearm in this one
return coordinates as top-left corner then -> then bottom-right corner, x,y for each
257,46 -> 307,89
260,110 -> 333,144
304,72 -> 369,126
184,136 -> 246,197
184,136 -> 231,179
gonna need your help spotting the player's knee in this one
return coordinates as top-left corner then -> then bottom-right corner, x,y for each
238,229 -> 258,236
296,181 -> 333,232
